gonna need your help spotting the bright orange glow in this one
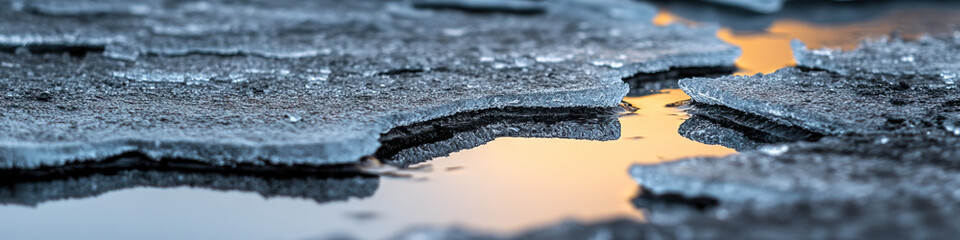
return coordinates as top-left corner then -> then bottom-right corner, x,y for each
656,9 -> 957,75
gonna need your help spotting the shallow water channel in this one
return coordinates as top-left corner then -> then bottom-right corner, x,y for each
1,3 -> 959,240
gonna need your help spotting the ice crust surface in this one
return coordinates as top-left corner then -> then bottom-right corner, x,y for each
632,133 -> 960,205
794,37 -> 960,81
0,0 -> 741,168
680,67 -> 960,135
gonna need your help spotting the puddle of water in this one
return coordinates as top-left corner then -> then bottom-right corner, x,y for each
2,4 -> 960,240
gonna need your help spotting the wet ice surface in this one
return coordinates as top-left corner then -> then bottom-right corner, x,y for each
794,37 -> 960,80
632,133 -> 960,205
4,1 -> 960,240
680,67 -> 960,135
0,0 -> 742,168
677,103 -> 822,151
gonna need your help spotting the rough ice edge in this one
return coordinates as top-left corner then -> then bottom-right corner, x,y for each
382,117 -> 621,166
678,73 -> 846,135
630,158 -> 806,205
0,83 -> 627,169
792,37 -> 960,81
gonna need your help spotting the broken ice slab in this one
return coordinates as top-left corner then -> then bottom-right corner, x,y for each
631,132 -> 960,206
680,67 -> 960,135
376,107 -> 621,167
678,103 -> 822,151
0,156 -> 378,206
793,37 -> 960,82
0,0 -> 739,169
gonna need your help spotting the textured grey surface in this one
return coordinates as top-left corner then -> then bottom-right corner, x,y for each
794,37 -> 960,81
632,133 -> 960,205
0,0 -> 740,169
680,67 -> 960,135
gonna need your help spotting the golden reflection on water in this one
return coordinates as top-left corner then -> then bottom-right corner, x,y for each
656,8 -> 960,75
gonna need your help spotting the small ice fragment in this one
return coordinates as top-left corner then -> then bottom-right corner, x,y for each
945,120 -> 960,135
479,56 -> 494,62
514,58 -> 532,68
759,145 -> 789,156
608,29 -> 621,37
0,62 -> 18,68
941,72 -> 958,85
286,115 -> 301,122
535,55 -> 567,63
900,55 -> 915,63
492,62 -> 507,69
442,28 -> 466,37
591,60 -> 623,68
308,68 -> 332,81
811,49 -> 833,57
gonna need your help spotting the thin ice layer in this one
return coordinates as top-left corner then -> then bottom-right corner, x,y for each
0,0 -> 740,168
680,68 -> 960,134
631,133 -> 960,205
376,108 -> 621,166
678,103 -> 821,151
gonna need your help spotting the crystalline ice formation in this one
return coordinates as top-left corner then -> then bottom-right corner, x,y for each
0,0 -> 740,168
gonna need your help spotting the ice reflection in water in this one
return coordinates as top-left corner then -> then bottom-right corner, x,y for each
2,4 -> 960,240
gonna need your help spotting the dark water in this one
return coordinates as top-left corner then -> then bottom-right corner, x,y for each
2,3 -> 960,240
